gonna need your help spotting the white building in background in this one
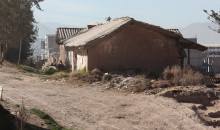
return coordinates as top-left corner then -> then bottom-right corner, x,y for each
203,44 -> 220,75
184,40 -> 220,75
41,34 -> 59,60
41,40 -> 46,59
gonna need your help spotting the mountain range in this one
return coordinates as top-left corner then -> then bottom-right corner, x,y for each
179,22 -> 220,44
31,22 -> 220,56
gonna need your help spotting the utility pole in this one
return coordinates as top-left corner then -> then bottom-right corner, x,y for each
18,38 -> 22,66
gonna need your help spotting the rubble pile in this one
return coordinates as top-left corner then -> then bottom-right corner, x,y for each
51,68 -> 220,128
105,76 -> 152,93
160,86 -> 220,106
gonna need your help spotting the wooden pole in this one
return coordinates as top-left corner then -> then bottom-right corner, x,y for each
187,48 -> 190,66
18,38 -> 22,66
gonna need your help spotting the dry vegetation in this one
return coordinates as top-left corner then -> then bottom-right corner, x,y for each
51,65 -> 207,94
163,65 -> 204,86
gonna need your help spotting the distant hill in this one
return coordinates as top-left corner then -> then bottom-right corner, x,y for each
36,22 -> 76,38
180,22 -> 220,44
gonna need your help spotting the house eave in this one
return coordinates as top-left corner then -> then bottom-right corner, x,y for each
179,38 -> 207,51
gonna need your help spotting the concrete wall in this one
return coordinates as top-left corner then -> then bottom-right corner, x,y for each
212,57 -> 220,74
47,35 -> 60,57
87,24 -> 179,74
184,49 -> 204,70
183,48 -> 220,75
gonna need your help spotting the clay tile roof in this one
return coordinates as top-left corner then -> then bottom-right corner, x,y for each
56,28 -> 83,44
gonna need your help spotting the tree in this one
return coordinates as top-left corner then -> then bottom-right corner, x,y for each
204,10 -> 220,33
0,0 -> 43,65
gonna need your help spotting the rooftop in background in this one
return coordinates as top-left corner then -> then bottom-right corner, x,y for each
203,44 -> 220,47
56,28 -> 83,44
167,29 -> 183,37
186,38 -> 197,43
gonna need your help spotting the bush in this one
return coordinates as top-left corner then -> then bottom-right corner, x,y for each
19,65 -> 40,74
78,66 -> 86,74
42,67 -> 57,75
163,65 -> 204,86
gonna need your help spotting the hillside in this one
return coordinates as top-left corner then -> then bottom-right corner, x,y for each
36,22 -> 75,38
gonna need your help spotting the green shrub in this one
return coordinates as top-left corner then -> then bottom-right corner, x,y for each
19,65 -> 40,74
42,67 -> 58,75
78,66 -> 86,74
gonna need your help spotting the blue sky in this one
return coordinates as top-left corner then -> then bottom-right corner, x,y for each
34,0 -> 220,29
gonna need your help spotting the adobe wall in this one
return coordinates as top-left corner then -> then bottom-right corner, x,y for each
87,24 -> 179,74
76,50 -> 88,71
65,47 -> 88,72
59,44 -> 67,66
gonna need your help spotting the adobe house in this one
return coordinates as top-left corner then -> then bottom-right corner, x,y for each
61,17 -> 207,74
56,28 -> 83,66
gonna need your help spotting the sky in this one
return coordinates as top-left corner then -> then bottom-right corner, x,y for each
34,0 -> 220,29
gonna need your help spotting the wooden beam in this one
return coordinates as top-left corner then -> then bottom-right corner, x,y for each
187,48 -> 190,66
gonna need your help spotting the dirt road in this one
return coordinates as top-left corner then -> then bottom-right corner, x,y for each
0,66 -> 216,130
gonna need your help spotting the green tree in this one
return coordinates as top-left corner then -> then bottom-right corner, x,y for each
0,0 -> 43,65
204,10 -> 220,33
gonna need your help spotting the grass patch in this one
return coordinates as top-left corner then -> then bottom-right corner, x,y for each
19,65 -> 40,74
15,104 -> 20,108
41,67 -> 58,75
19,65 -> 59,75
78,66 -> 86,75
50,71 -> 70,79
14,77 -> 23,81
29,108 -> 72,130
52,71 -> 69,76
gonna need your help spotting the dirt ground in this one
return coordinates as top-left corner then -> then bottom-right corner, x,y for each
0,66 -> 217,130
